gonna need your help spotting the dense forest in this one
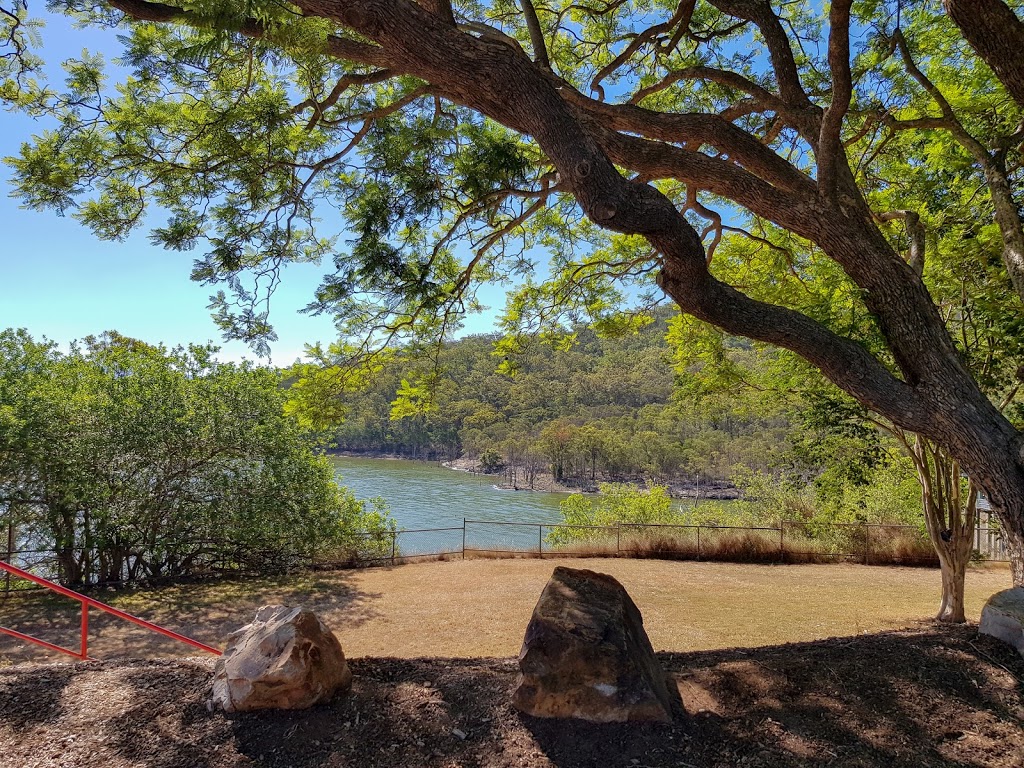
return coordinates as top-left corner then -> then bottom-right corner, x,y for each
320,309 -> 845,493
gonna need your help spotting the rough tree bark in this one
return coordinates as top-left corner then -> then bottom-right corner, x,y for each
102,0 -> 1024,584
943,0 -> 1024,110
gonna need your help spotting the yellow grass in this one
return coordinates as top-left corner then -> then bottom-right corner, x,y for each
0,558 -> 1012,663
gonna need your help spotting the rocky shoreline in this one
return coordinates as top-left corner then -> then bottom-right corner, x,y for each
441,457 -> 741,500
328,450 -> 741,500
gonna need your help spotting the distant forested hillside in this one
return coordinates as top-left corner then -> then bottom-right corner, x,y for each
322,310 -> 794,487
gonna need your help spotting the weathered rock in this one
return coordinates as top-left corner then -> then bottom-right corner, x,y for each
980,587 -> 1024,657
512,566 -> 681,722
211,605 -> 352,712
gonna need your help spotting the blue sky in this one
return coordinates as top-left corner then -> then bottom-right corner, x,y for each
0,10 -> 502,365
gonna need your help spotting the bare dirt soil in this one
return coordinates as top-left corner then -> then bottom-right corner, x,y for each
0,623 -> 1022,768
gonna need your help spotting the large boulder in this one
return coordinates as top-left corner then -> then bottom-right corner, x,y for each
512,566 -> 682,722
211,605 -> 353,713
980,587 -> 1024,657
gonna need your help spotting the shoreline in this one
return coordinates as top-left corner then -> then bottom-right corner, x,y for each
330,449 -> 741,500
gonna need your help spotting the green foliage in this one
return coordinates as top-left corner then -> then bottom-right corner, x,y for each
724,460 -> 921,530
0,328 -> 393,586
0,0 -> 1020,395
2,0 -> 1022,569
478,447 -> 504,472
547,461 -> 924,555
548,482 -> 675,545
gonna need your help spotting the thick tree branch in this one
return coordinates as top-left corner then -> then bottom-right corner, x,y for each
563,93 -> 817,195
280,0 -> 938,436
882,114 -> 950,132
589,125 -> 819,240
108,0 -> 1008,478
877,210 -> 925,276
108,0 -> 397,69
943,0 -> 1024,110
656,265 -> 930,432
817,0 -> 853,201
705,0 -> 816,113
420,0 -> 455,25
518,0 -> 551,70
658,0 -> 697,53
629,65 -> 777,108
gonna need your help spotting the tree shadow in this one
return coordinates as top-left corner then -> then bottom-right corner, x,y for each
0,663 -> 79,726
1,625 -> 1021,768
225,657 -> 521,768
0,570 -> 383,663
524,623 -> 1024,768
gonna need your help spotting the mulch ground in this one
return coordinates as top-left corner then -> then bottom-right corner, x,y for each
0,623 -> 1021,768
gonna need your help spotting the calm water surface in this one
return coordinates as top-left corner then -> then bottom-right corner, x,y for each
331,456 -> 569,531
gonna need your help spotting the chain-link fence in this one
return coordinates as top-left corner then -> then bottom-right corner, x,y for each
2,517 -> 1012,595
464,519 -> 544,555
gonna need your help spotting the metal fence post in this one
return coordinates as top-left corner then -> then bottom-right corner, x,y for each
779,524 -> 785,563
696,525 -> 701,560
3,521 -> 13,597
864,523 -> 870,565
391,532 -> 396,566
80,603 -> 89,659
538,524 -> 543,558
462,519 -> 466,560
616,523 -> 620,554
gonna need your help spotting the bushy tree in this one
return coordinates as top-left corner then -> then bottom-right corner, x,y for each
0,329 -> 393,585
548,482 -> 675,545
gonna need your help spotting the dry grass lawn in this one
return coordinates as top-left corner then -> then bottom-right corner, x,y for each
0,557 -> 1013,663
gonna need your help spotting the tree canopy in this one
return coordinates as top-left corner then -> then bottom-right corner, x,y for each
3,0 -> 1024,581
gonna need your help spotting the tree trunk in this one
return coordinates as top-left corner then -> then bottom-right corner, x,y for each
936,422 -> 1024,587
905,434 -> 981,620
1005,520 -> 1024,585
936,552 -> 968,623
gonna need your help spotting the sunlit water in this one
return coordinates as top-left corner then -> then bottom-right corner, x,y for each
331,456 -> 568,528
331,456 -> 574,555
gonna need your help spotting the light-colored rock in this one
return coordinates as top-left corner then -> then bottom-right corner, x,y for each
980,587 -> 1024,657
511,566 -> 682,722
211,605 -> 352,712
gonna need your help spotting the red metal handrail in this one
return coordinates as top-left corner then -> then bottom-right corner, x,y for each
0,560 -> 221,661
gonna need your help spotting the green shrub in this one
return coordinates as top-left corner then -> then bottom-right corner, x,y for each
0,329 -> 394,585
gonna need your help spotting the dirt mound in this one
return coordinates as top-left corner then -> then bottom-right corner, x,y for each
1,624 -> 1022,767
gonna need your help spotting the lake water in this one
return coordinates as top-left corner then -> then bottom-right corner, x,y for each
331,456 -> 569,529
331,456 -> 575,555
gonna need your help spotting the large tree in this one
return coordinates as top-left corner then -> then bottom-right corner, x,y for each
3,0 -> 1024,583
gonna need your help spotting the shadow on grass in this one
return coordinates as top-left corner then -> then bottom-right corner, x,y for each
2,624 -> 1018,768
0,570 -> 383,663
